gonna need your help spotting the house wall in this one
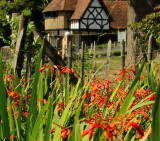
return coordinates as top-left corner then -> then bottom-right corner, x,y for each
45,11 -> 73,30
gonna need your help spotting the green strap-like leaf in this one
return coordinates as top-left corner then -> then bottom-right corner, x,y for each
151,84 -> 160,141
0,51 -> 10,140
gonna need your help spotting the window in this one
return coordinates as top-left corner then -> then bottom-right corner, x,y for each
44,12 -> 58,19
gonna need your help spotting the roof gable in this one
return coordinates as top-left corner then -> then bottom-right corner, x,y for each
71,0 -> 109,20
70,0 -> 109,31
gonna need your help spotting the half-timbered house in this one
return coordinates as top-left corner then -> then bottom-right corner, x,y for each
43,0 -> 127,51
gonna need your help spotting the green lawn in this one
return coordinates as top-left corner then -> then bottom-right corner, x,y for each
93,56 -> 122,80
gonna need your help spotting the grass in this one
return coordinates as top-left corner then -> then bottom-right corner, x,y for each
94,56 -> 122,79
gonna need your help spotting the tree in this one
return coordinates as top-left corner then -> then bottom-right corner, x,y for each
126,0 -> 160,69
0,0 -> 78,83
130,6 -> 160,49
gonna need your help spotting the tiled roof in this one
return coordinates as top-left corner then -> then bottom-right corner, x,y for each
43,0 -> 78,12
104,1 -> 127,29
43,0 -> 127,29
70,0 -> 91,20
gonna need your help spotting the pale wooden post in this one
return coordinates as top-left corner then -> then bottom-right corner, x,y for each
93,41 -> 96,72
67,41 -> 72,68
11,13 -> 20,46
62,35 -> 68,59
120,40 -> 125,69
148,34 -> 153,62
134,37 -> 139,71
106,40 -> 112,78
91,43 -> 93,50
81,42 -> 84,79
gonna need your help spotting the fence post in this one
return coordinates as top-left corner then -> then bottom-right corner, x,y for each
91,43 -> 93,50
106,40 -> 112,78
67,41 -> 72,68
120,40 -> 125,69
133,37 -> 139,72
81,42 -> 84,80
62,35 -> 67,59
148,34 -> 153,62
93,41 -> 96,72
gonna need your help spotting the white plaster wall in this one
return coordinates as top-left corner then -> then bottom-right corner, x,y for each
70,21 -> 79,29
90,0 -> 101,7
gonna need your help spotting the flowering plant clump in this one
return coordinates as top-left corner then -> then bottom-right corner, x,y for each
39,64 -> 74,74
0,58 -> 158,141
79,74 -> 153,140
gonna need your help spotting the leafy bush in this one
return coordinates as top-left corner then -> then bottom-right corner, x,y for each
130,5 -> 160,49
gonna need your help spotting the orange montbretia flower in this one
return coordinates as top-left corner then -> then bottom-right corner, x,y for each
21,112 -> 28,118
60,66 -> 74,74
139,111 -> 149,120
8,91 -> 20,97
49,128 -> 55,133
56,100 -> 65,111
82,122 -> 120,140
82,122 -> 101,139
145,94 -> 155,101
60,127 -> 72,140
103,122 -> 120,141
128,121 -> 144,138
53,123 -> 71,140
115,68 -> 136,81
39,65 -> 47,72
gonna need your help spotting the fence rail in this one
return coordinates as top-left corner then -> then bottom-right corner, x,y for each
1,34 -> 160,80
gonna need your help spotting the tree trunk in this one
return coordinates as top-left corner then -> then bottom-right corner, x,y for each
12,14 -> 28,77
126,0 -> 154,68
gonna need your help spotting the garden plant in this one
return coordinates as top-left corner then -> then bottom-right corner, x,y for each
0,46 -> 160,141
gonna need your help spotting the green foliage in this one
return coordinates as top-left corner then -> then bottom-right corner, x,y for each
130,5 -> 160,48
0,0 -> 49,46
0,38 -> 159,141
151,85 -> 160,141
0,51 -> 10,140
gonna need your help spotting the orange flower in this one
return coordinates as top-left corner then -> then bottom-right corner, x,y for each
81,122 -> 100,139
145,95 -> 155,101
104,122 -> 120,140
21,112 -> 28,118
8,91 -> 19,97
37,99 -> 47,104
39,65 -> 47,72
49,128 -> 55,133
104,130 -> 114,141
56,101 -> 65,111
10,136 -> 17,141
128,121 -> 144,137
52,123 -> 71,140
60,127 -> 72,140
60,66 -> 74,74
6,75 -> 14,80
116,68 -> 136,80
129,69 -> 136,75
138,111 -> 149,120
49,65 -> 58,73
114,76 -> 124,81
